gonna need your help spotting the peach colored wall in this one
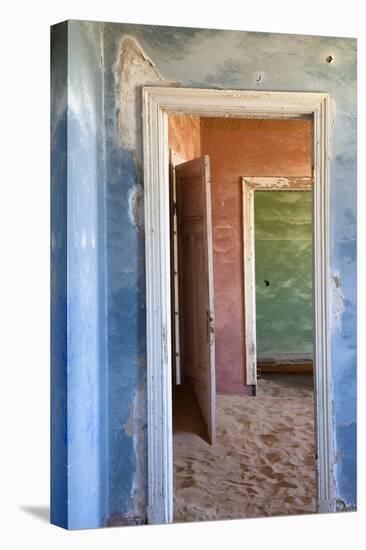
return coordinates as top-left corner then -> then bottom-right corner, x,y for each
168,115 -> 201,162
200,118 -> 312,393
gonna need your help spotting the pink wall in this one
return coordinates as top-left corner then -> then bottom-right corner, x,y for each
168,115 -> 201,161
200,118 -> 312,393
169,115 -> 312,393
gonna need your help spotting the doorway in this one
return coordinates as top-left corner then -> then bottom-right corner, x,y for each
142,87 -> 333,524
242,177 -> 313,391
170,116 -> 316,521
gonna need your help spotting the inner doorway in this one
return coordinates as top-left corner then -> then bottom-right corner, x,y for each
169,114 -> 316,522
142,87 -> 333,524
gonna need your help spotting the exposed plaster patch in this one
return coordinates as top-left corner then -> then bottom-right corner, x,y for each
336,499 -> 356,512
333,275 -> 341,288
128,183 -> 144,235
330,273 -> 346,330
114,36 -> 165,166
121,382 -> 147,521
170,149 -> 187,167
122,407 -> 134,437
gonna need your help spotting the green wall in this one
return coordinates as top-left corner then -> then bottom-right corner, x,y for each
254,190 -> 312,361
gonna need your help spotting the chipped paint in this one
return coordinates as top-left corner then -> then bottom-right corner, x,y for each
128,183 -> 144,234
118,382 -> 147,522
127,383 -> 147,520
51,20 -> 357,528
330,273 -> 346,329
114,36 -> 165,165
123,406 -> 134,437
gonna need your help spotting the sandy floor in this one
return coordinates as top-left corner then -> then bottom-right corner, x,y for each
173,374 -> 316,522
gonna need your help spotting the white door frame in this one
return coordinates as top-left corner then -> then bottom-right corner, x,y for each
242,176 -> 313,387
142,86 -> 334,524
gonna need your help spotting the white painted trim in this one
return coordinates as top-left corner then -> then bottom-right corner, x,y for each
242,177 -> 312,386
142,87 -> 334,523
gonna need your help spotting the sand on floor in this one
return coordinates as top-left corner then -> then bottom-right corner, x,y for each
173,374 -> 316,522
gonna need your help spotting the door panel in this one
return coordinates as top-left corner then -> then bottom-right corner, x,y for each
175,155 -> 216,444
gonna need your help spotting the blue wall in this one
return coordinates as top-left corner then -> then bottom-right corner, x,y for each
51,21 -> 68,529
51,20 -> 357,528
51,21 -> 108,529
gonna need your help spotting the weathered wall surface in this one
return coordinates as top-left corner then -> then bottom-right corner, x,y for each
200,118 -> 312,392
51,21 -> 108,529
51,20 -> 357,527
168,117 -> 312,387
168,115 -> 201,162
254,191 -> 313,361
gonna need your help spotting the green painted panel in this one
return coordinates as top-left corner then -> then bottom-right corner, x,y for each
254,190 -> 313,360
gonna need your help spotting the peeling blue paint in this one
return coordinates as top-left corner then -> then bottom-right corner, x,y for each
105,122 -> 147,523
51,19 -> 357,528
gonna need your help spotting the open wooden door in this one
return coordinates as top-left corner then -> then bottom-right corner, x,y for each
175,155 -> 216,444
169,156 -> 182,385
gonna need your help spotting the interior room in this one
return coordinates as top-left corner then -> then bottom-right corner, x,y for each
50,20 -> 357,530
169,114 -> 316,522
